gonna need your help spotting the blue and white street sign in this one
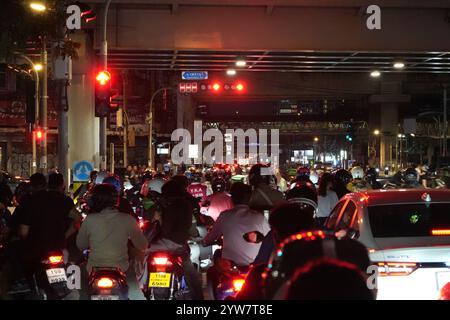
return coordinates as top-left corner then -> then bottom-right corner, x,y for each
181,71 -> 208,80
73,160 -> 94,182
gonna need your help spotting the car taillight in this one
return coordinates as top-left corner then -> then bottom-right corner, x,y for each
152,256 -> 172,266
96,277 -> 114,289
377,262 -> 418,276
232,278 -> 245,292
48,255 -> 64,264
431,229 -> 450,236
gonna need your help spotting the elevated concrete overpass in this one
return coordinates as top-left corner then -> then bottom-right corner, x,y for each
66,0 -> 450,169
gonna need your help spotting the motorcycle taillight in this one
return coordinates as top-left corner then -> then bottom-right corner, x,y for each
46,255 -> 64,265
232,278 -> 246,292
151,256 -> 172,267
96,277 -> 115,289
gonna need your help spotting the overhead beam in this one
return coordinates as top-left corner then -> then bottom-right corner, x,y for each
96,5 -> 450,52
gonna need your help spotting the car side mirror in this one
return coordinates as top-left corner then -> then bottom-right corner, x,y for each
243,231 -> 265,243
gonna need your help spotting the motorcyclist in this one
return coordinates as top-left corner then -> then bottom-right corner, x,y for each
142,179 -> 204,300
203,182 -> 270,266
102,175 -> 138,220
186,172 -> 208,202
235,201 -> 316,300
332,169 -> 353,199
365,167 -> 382,189
202,178 -> 233,221
284,257 -> 375,300
248,164 -> 284,213
18,173 -> 81,285
347,166 -> 372,192
402,167 -> 423,189
292,166 -> 315,188
261,230 -> 373,299
76,184 -> 148,300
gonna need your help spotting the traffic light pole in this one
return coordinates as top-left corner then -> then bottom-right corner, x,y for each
14,53 -> 40,174
40,37 -> 48,173
99,0 -> 112,171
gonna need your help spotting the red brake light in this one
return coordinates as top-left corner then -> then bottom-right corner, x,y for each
431,229 -> 450,236
97,277 -> 114,289
377,262 -> 418,276
232,278 -> 245,292
152,256 -> 170,266
48,255 -> 63,264
139,221 -> 145,229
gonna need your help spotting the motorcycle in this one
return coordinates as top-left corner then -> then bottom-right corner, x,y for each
206,231 -> 264,300
88,267 -> 128,300
144,250 -> 191,300
9,250 -> 72,300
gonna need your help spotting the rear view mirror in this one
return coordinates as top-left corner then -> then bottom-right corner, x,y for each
243,231 -> 265,244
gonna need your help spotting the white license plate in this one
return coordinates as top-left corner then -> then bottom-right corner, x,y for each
91,295 -> 120,300
46,268 -> 67,284
436,271 -> 450,289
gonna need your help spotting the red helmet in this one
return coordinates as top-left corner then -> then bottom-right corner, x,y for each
296,167 -> 310,179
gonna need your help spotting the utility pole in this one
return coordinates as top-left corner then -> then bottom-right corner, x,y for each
148,87 -> 172,169
40,37 -> 48,173
15,53 -> 40,174
122,71 -> 128,168
99,0 -> 112,171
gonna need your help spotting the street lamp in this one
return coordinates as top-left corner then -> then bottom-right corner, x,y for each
147,87 -> 173,169
33,63 -> 43,71
373,129 -> 380,135
30,2 -> 46,12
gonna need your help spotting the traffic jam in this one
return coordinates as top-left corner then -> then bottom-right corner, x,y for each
0,0 -> 450,305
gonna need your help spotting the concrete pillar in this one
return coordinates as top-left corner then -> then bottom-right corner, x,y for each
177,93 -> 195,133
379,103 -> 398,170
68,32 -> 100,170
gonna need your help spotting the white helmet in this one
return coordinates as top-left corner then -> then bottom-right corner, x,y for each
94,171 -> 110,185
351,166 -> 364,180
148,178 -> 165,194
309,171 -> 319,184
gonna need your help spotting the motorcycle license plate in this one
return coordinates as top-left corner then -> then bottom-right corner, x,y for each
149,272 -> 171,288
46,268 -> 67,284
91,295 -> 120,300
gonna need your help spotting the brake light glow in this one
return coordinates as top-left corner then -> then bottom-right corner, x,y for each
232,278 -> 245,292
431,229 -> 450,236
97,277 -> 114,289
48,255 -> 63,264
377,262 -> 418,276
139,220 -> 145,229
152,256 -> 170,266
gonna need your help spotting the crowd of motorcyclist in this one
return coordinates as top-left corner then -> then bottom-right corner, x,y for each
0,161 -> 449,300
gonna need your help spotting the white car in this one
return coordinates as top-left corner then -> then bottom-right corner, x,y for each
325,189 -> 450,300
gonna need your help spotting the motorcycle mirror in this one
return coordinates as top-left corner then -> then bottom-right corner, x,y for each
243,231 -> 265,244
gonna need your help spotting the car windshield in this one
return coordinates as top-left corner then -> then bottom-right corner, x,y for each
368,203 -> 450,237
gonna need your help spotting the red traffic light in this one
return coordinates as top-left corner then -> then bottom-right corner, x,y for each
212,83 -> 221,92
96,70 -> 111,86
236,83 -> 244,92
35,129 -> 44,140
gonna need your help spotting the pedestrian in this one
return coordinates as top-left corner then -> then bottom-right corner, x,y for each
316,172 -> 339,226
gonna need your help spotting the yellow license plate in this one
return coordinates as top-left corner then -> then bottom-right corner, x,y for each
149,272 -> 171,288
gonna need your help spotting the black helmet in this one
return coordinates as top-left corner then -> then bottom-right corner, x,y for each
403,168 -> 418,184
261,230 -> 371,299
249,163 -> 274,187
333,169 -> 353,187
212,178 -> 226,193
89,184 -> 118,213
365,167 -> 378,182
286,181 -> 318,211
